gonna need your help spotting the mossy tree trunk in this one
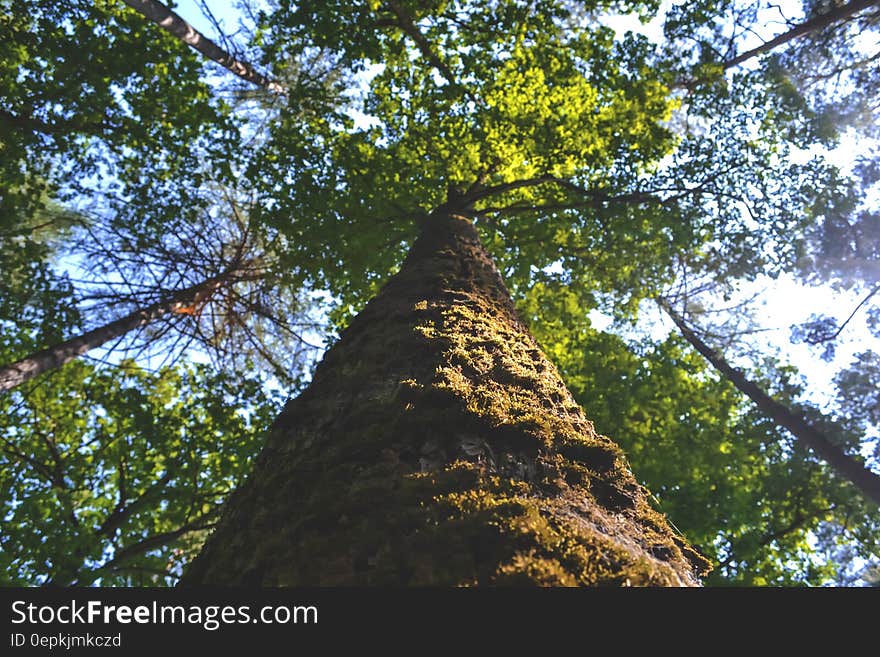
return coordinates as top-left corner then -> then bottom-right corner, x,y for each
182,208 -> 710,586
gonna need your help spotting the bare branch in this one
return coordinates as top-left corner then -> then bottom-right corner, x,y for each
804,282 -> 880,345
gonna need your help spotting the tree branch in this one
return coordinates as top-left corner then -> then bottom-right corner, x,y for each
804,282 -> 880,345
0,108 -> 114,136
723,0 -> 880,70
383,1 -> 466,94
98,470 -> 175,538
120,0 -> 285,94
460,174 -> 669,214
717,504 -> 833,571
660,298 -> 880,506
78,520 -> 215,585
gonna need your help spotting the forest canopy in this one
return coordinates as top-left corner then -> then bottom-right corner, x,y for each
1,0 -> 878,586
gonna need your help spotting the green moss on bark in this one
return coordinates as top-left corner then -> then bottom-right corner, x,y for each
182,212 -> 710,586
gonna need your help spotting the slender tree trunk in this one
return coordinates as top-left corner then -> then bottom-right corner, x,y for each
661,300 -> 880,506
723,0 -> 879,69
182,210 -> 709,586
120,0 -> 285,94
0,275 -> 228,392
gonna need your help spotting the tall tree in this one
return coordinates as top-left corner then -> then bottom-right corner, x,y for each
172,0 -> 876,585
183,210 -> 710,585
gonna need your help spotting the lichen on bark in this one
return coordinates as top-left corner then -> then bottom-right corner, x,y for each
182,211 -> 710,586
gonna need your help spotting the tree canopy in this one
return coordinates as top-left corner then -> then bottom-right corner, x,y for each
1,0 -> 878,585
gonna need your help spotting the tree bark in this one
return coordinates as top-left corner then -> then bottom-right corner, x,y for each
661,300 -> 880,507
120,0 -> 285,94
0,275 -> 228,392
182,211 -> 710,586
723,0 -> 879,70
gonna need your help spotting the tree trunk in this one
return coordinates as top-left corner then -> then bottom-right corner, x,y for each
0,275 -> 228,392
661,300 -> 880,507
723,0 -> 879,69
182,211 -> 710,586
120,0 -> 285,94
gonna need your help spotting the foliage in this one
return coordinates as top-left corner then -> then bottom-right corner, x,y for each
0,233 -> 79,363
0,0 -> 237,233
0,358 -> 281,585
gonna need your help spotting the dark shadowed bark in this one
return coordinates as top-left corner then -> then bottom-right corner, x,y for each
120,0 -> 285,94
661,299 -> 880,506
182,210 -> 710,586
0,274 -> 231,392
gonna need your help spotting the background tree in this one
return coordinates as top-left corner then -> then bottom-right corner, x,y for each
120,0 -> 286,93
0,193 -> 322,391
520,280 -> 879,584
660,297 -> 880,505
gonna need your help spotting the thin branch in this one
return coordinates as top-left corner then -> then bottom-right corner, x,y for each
805,282 -> 880,344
